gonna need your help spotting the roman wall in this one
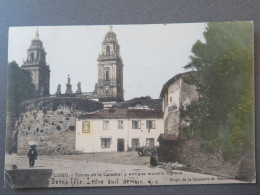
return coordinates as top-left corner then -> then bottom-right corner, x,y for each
15,97 -> 103,154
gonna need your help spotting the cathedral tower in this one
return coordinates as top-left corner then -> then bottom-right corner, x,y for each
96,26 -> 124,101
21,29 -> 50,96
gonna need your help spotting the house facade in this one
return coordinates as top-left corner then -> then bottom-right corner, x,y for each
160,71 -> 199,136
158,71 -> 198,161
76,109 -> 164,153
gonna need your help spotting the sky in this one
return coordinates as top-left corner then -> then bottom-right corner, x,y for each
8,23 -> 206,100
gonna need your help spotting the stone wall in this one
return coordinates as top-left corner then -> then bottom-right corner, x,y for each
16,97 -> 103,154
164,110 -> 180,135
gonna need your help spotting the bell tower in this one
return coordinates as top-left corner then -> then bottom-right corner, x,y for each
96,26 -> 124,102
21,28 -> 50,96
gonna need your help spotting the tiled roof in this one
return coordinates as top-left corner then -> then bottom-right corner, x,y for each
127,109 -> 163,118
78,108 -> 163,119
80,109 -> 128,119
112,98 -> 163,111
159,71 -> 196,99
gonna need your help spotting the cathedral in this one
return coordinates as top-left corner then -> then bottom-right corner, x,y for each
21,26 -> 124,105
10,25 -> 196,155
12,26 -> 163,154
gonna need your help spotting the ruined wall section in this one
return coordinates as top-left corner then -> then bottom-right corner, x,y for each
16,97 -> 103,154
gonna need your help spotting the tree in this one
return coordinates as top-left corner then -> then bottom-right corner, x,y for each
182,22 -> 254,159
7,61 -> 35,114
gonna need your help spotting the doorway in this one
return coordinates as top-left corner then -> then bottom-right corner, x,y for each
117,139 -> 124,152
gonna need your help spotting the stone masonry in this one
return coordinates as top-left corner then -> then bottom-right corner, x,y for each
15,97 -> 103,154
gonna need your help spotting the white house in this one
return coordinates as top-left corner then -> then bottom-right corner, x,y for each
76,108 -> 164,153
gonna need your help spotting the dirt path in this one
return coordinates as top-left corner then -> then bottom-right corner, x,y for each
44,151 -> 150,166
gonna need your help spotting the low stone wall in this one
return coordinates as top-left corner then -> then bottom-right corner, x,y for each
16,97 -> 103,154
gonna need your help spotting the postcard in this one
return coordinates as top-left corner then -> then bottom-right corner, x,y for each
4,21 -> 255,188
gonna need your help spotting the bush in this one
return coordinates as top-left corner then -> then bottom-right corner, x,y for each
201,140 -> 216,153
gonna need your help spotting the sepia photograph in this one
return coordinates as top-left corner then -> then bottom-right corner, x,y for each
4,21 -> 255,188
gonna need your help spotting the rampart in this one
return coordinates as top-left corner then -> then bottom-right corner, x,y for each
15,97 -> 103,154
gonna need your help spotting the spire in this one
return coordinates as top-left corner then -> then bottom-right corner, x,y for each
34,27 -> 40,40
109,25 -> 113,32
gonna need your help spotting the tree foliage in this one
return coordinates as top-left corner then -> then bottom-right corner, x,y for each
181,22 -> 254,159
7,61 -> 35,113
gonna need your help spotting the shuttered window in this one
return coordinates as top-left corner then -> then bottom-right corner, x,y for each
118,120 -> 124,129
101,138 -> 111,148
132,120 -> 141,129
146,120 -> 155,129
103,121 -> 109,130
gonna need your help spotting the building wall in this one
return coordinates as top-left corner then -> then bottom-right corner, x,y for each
76,117 -> 164,153
128,118 -> 163,149
180,80 -> 198,108
163,79 -> 181,135
163,78 -> 198,135
76,118 -> 128,153
167,80 -> 181,109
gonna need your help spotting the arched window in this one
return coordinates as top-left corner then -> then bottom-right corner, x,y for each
105,71 -> 110,81
36,52 -> 39,60
30,52 -> 34,62
106,45 -> 110,55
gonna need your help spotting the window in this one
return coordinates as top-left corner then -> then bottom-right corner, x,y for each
82,121 -> 90,133
118,120 -> 124,129
146,120 -> 155,129
106,45 -> 110,55
30,52 -> 34,62
146,138 -> 154,148
132,139 -> 139,149
170,97 -> 172,103
103,121 -> 109,130
132,120 -> 141,129
105,71 -> 109,80
101,138 -> 111,148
